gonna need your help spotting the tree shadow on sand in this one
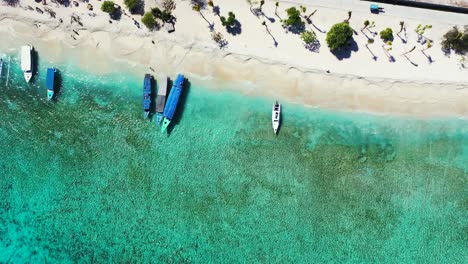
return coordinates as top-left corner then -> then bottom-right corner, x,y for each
166,79 -> 191,136
4,0 -> 20,6
332,39 -> 359,60
226,20 -> 242,36
284,23 -> 306,35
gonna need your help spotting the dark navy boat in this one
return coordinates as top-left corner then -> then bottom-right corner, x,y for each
143,74 -> 153,118
46,68 -> 56,101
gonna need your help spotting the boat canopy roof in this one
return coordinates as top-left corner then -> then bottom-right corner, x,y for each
157,75 -> 168,95
144,74 -> 152,92
21,45 -> 32,71
46,68 -> 55,90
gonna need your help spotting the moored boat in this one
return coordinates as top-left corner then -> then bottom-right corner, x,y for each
143,74 -> 153,118
272,101 -> 281,134
21,45 -> 33,82
0,58 -> 3,77
161,74 -> 185,132
155,75 -> 168,125
46,68 -> 56,101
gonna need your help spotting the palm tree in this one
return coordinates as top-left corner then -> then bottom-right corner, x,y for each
362,20 -> 370,31
398,21 -> 405,34
262,21 -> 278,47
260,0 -> 265,11
275,1 -> 279,15
365,38 -> 377,60
382,41 -> 394,62
402,46 -> 416,56
402,46 -> 418,66
306,9 -> 317,21
192,4 -> 213,30
345,11 -> 352,23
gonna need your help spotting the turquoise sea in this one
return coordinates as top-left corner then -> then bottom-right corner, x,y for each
0,53 -> 467,263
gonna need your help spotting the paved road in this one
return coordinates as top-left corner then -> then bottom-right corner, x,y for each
279,0 -> 468,25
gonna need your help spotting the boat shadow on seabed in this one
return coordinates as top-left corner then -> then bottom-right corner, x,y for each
166,78 -> 191,136
52,69 -> 63,102
30,48 -> 40,84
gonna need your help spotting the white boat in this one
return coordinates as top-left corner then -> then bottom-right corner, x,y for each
272,101 -> 281,134
21,45 -> 33,82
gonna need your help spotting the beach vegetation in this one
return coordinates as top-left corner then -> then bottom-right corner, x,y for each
345,11 -> 352,23
162,0 -> 176,11
151,7 -> 173,23
283,7 -> 304,31
362,20 -> 369,30
260,0 -> 265,11
379,28 -> 393,42
441,26 -> 468,54
305,9 -> 317,22
191,0 -> 206,10
141,12 -> 157,30
208,0 -> 213,7
301,30 -> 317,44
124,0 -> 139,13
398,21 -> 405,34
301,30 -> 320,51
101,1 -> 116,14
220,12 -> 236,28
415,24 -> 432,43
212,31 -> 227,48
326,22 -> 353,51
275,1 -> 279,15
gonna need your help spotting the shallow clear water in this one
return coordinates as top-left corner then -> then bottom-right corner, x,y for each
0,54 -> 467,263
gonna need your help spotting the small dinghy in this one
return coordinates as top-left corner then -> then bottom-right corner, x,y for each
272,101 -> 281,134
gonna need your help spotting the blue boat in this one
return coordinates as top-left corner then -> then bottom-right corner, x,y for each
143,74 -> 153,118
46,68 -> 56,101
161,74 -> 185,132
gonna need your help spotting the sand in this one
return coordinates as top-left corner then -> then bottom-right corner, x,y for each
0,0 -> 467,118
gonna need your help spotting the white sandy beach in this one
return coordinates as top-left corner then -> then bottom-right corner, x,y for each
0,0 -> 467,117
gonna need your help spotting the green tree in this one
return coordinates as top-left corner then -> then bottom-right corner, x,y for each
441,26 -> 468,54
220,11 -> 236,27
260,0 -> 265,11
283,7 -> 304,28
101,1 -> 116,14
379,28 -> 393,42
141,12 -> 156,29
151,7 -> 162,18
275,1 -> 279,15
326,22 -> 353,51
124,0 -> 139,12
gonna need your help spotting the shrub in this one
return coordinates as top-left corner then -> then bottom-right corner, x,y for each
283,7 -> 303,27
441,26 -> 468,54
124,0 -> 139,12
220,12 -> 236,27
326,22 -> 353,51
141,12 -> 156,29
379,28 -> 393,42
301,30 -> 317,44
101,1 -> 116,14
